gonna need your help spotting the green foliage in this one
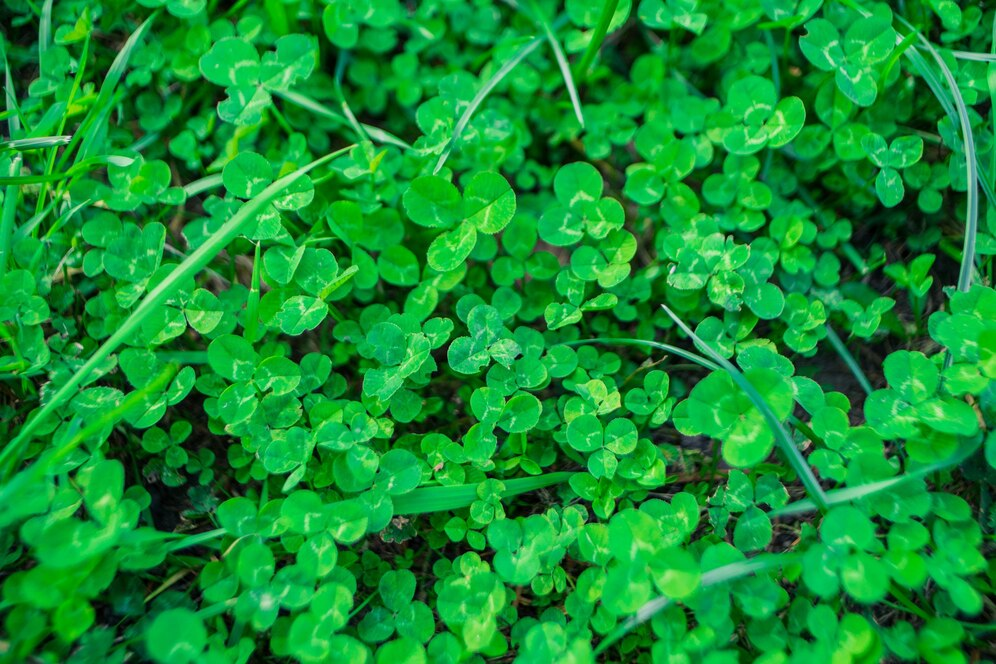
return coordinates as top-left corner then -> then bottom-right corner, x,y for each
1,0 -> 994,662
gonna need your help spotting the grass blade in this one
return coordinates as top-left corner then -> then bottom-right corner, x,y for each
39,0 -> 53,59
563,337 -> 721,371
898,19 -> 978,292
333,52 -> 370,143
183,173 -> 224,197
772,434 -> 983,517
594,553 -> 795,655
0,157 -> 19,281
0,154 -> 135,187
661,304 -> 830,512
391,471 -> 575,515
0,145 -> 355,478
0,362 -> 177,525
947,49 -> 996,62
275,90 -> 412,150
434,34 -> 545,174
573,0 -> 619,82
525,1 -> 584,127
0,49 -> 20,282
824,324 -> 873,396
0,135 -> 71,152
59,12 -> 157,170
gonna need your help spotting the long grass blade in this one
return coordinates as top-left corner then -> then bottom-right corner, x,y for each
0,145 -> 354,478
897,19 -> 978,292
594,553 -> 795,655
183,173 -> 224,197
772,434 -> 982,518
0,50 -> 20,282
947,49 -> 996,62
824,324 -> 873,396
0,362 -> 177,525
0,153 -> 135,187
39,0 -> 53,58
333,52 -> 370,143
661,304 -> 830,512
563,337 -> 721,371
525,1 -> 584,127
0,158 -> 19,281
59,12 -> 157,169
573,0 -> 619,82
434,35 -> 545,174
0,135 -> 71,152
275,90 -> 412,150
392,471 -> 575,515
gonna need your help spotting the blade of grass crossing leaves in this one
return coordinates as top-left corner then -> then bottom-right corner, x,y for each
183,173 -> 224,197
0,154 -> 135,186
573,0 -> 619,82
898,18 -> 979,293
274,90 -> 412,150
772,435 -> 983,517
824,324 -> 873,396
39,0 -> 53,58
594,553 -> 797,655
563,337 -> 721,371
990,12 -> 996,284
526,1 -> 584,127
0,159 -> 19,281
661,304 -> 830,512
334,52 -> 370,143
0,136 -> 71,152
0,51 -> 20,282
434,35 -> 545,174
0,145 -> 355,478
850,0 -> 989,272
391,472 -> 575,515
0,362 -> 177,524
245,241 -> 262,342
905,46 -> 996,209
59,12 -> 157,170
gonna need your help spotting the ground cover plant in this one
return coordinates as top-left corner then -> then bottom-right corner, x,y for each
1,0 -> 995,661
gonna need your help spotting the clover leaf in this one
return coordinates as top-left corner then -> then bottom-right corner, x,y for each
199,35 -> 317,125
800,12 -> 897,106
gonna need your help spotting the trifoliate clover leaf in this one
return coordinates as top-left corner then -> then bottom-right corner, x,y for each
799,14 -> 896,106
447,305 -> 520,374
539,162 -> 624,246
199,35 -> 317,125
714,75 -> 806,155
